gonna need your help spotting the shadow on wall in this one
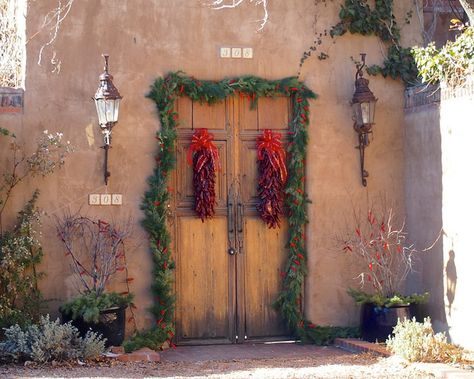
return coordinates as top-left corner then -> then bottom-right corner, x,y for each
445,249 -> 457,317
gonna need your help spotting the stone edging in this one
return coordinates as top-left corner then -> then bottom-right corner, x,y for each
334,338 -> 391,357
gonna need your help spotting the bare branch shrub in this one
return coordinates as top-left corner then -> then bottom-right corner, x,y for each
209,0 -> 269,31
340,205 -> 419,298
0,0 -> 24,87
0,130 -> 73,231
56,214 -> 132,296
30,0 -> 75,72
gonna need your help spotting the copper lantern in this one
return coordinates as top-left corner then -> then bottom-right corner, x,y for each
93,54 -> 122,185
351,53 -> 377,186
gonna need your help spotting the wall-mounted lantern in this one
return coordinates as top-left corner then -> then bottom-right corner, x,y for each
351,53 -> 377,187
93,54 -> 122,185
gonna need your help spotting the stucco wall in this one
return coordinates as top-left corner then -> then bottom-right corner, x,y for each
404,82 -> 474,351
0,0 -> 421,332
438,84 -> 474,350
404,85 -> 444,328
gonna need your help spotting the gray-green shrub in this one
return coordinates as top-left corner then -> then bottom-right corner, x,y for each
0,315 -> 106,363
387,317 -> 463,363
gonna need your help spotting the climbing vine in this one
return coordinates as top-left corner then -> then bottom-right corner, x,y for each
299,0 -> 418,85
132,71 -> 358,348
330,0 -> 418,86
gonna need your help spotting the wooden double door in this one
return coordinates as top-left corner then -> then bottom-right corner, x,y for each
171,95 -> 291,344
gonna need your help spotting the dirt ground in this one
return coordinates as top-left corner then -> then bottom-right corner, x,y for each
2,352 -> 472,379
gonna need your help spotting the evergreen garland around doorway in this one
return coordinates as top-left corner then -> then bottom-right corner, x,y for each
127,72 -> 358,351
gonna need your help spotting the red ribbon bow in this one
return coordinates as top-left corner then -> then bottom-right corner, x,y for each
187,128 -> 220,172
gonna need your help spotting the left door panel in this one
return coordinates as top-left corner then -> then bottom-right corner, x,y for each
173,98 -> 235,344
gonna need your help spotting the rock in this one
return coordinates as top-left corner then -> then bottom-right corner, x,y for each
116,347 -> 160,363
110,346 -> 125,355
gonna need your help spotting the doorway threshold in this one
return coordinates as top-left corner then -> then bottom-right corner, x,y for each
160,342 -> 346,363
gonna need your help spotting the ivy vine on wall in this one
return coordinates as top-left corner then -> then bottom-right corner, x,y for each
130,72 -> 358,349
331,0 -> 418,86
299,0 -> 419,86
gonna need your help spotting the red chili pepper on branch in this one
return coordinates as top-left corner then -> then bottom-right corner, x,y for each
256,129 -> 287,228
188,129 -> 220,221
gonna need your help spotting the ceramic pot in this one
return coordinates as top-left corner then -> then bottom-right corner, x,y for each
61,306 -> 126,347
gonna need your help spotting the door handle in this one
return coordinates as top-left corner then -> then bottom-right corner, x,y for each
237,202 -> 244,233
228,186 -> 236,256
237,201 -> 244,254
228,196 -> 234,234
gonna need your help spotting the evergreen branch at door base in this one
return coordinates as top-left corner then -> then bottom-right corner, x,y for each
130,71 -> 358,350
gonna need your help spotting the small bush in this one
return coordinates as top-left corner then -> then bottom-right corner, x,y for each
412,27 -> 474,87
0,315 -> 105,363
123,325 -> 174,353
387,317 -> 463,363
60,291 -> 133,324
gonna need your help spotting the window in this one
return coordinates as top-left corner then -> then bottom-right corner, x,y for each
0,0 -> 26,113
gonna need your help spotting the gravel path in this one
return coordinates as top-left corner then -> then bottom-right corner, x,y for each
0,353 -> 452,378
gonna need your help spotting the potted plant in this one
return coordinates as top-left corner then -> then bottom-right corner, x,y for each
340,205 -> 429,342
56,214 -> 133,347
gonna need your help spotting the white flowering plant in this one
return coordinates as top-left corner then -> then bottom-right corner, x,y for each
0,128 -> 72,330
0,129 -> 73,227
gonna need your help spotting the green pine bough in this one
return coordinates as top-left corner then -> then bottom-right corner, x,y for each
126,72 -> 358,351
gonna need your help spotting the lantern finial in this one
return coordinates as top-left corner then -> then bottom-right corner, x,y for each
103,53 -> 109,73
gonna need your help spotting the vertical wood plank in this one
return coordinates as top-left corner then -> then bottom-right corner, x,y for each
239,96 -> 258,131
240,141 -> 258,204
176,97 -> 193,129
242,219 -> 288,338
176,217 -> 232,341
193,101 -> 227,130
258,97 -> 289,130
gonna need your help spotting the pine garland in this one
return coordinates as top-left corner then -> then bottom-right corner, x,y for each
136,71 -> 358,349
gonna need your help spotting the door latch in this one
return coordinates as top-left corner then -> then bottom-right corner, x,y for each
227,185 -> 236,255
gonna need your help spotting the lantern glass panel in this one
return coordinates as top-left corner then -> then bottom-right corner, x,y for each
95,99 -> 107,125
352,100 -> 376,128
95,98 -> 121,125
352,102 -> 363,128
369,99 -> 376,124
105,98 -> 120,123
361,102 -> 371,124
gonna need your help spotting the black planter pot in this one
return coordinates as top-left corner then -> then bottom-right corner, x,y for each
360,303 -> 414,343
61,306 -> 126,347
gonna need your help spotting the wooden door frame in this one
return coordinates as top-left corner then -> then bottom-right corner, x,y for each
142,72 -> 316,347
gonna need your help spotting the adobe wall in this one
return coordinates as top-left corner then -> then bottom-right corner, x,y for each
438,84 -> 474,350
0,0 -> 421,332
404,81 -> 474,350
404,85 -> 444,328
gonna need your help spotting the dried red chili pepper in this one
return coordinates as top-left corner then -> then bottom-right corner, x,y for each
256,129 -> 287,228
187,128 -> 219,221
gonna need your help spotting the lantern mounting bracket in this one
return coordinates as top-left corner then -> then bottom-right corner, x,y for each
355,53 -> 366,81
355,129 -> 371,186
93,54 -> 122,186
351,53 -> 377,187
